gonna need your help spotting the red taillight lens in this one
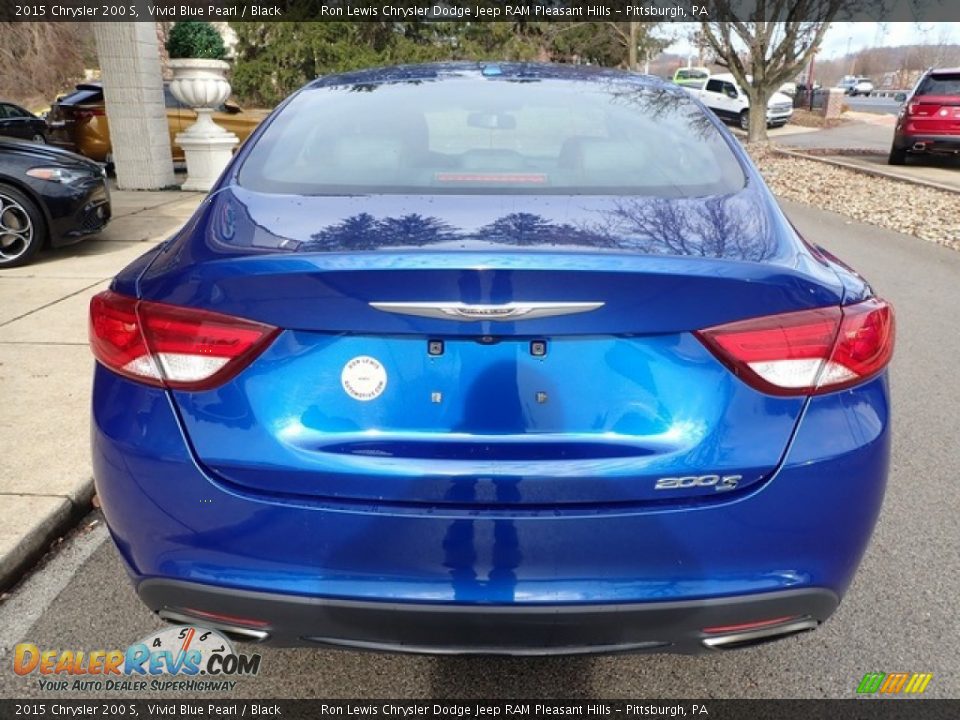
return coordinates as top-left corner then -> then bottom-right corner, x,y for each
828,298 -> 895,383
695,298 -> 894,396
907,102 -> 938,116
89,290 -> 279,391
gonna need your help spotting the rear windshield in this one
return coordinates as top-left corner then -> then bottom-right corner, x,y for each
57,87 -> 103,105
917,73 -> 960,96
238,77 -> 744,197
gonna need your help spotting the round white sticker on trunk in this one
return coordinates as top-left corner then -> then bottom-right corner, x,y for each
341,356 -> 387,401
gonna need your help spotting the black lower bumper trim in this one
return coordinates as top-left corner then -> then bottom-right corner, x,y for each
137,579 -> 838,655
897,135 -> 960,153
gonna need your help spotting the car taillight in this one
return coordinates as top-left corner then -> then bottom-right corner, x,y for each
695,298 -> 894,396
89,290 -> 279,391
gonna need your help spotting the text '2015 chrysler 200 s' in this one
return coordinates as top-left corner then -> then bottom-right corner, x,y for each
89,63 -> 894,655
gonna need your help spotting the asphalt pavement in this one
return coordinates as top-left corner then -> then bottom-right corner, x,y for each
844,95 -> 903,116
1,200 -> 958,699
776,120 -> 894,153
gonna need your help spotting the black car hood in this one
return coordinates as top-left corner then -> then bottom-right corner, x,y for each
0,138 -> 102,171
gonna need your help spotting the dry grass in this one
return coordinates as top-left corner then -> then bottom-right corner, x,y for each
788,109 -> 848,129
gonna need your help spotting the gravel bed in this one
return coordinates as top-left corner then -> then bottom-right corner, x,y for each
746,144 -> 960,251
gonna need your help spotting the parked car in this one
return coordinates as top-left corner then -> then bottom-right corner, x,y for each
90,63 -> 894,654
672,66 -> 710,88
0,102 -> 48,144
889,67 -> 960,165
777,82 -> 798,97
0,138 -> 110,267
46,82 -> 268,165
686,73 -> 794,129
839,76 -> 874,96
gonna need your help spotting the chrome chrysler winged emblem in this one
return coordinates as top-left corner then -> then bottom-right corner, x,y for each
369,301 -> 604,322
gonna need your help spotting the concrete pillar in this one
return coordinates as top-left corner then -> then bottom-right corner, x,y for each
821,88 -> 847,120
93,22 -> 176,190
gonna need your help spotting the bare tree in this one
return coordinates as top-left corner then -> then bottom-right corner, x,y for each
0,23 -> 94,109
853,47 -> 885,77
910,22 -> 958,73
700,3 -> 846,142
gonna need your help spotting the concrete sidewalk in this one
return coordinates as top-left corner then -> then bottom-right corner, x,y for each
0,185 -> 204,590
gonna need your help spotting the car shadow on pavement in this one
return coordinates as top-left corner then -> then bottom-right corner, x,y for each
430,656 -> 594,698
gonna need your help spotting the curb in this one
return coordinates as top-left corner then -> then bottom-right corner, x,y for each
771,146 -> 960,195
0,480 -> 95,593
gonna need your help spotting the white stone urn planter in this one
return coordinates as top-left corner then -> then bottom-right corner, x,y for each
169,58 -> 238,192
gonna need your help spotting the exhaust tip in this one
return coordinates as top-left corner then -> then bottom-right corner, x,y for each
913,142 -> 927,151
158,609 -> 270,643
701,618 -> 818,650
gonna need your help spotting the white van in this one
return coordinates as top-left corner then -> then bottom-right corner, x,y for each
838,76 -> 875,96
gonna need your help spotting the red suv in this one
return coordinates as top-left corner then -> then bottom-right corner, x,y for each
890,68 -> 960,165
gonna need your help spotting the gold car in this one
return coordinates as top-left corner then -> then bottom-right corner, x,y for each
46,83 -> 268,165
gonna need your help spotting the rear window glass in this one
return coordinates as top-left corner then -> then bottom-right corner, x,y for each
238,77 -> 744,197
917,73 -> 960,96
58,88 -> 103,106
2,104 -> 29,118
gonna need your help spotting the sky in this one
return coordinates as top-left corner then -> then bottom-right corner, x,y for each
820,22 -> 960,57
664,22 -> 960,60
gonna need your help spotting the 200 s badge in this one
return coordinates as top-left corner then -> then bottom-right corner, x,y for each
655,474 -> 742,492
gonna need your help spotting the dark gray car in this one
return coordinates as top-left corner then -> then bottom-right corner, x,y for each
0,103 -> 47,144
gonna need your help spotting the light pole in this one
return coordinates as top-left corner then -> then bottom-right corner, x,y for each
807,49 -> 817,111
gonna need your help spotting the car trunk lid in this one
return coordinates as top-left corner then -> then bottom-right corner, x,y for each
907,72 -> 960,135
139,188 -> 843,507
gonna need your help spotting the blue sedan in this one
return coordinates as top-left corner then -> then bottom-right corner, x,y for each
89,63 -> 894,654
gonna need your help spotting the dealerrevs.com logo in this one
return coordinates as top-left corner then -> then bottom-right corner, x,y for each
13,626 -> 261,693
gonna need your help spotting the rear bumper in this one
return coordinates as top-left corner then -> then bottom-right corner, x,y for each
93,367 -> 889,652
140,580 -> 836,654
894,133 -> 960,153
766,112 -> 793,125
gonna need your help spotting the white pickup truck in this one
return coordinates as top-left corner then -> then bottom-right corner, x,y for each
684,73 -> 794,130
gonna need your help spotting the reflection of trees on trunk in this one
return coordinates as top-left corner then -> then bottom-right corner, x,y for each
476,212 -> 617,248
597,195 -> 775,262
305,213 -> 455,251
306,212 -> 380,250
303,211 -> 616,251
299,200 -> 773,261
377,214 -> 456,246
